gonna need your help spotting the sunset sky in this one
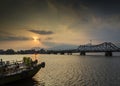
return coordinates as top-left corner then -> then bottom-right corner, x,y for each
0,0 -> 120,50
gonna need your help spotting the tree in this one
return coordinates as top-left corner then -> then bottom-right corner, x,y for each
5,49 -> 15,54
0,49 -> 5,54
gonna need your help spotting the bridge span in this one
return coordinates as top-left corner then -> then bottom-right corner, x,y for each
47,42 -> 120,56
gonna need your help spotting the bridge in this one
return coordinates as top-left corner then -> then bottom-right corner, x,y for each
47,42 -> 120,56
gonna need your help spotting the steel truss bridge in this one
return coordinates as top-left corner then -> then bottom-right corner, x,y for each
47,42 -> 120,56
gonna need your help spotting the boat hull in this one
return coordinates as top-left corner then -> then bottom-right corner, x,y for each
0,62 -> 45,85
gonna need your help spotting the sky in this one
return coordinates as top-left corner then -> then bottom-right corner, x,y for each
0,0 -> 120,50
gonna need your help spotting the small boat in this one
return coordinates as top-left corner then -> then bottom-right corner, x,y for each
0,57 -> 45,85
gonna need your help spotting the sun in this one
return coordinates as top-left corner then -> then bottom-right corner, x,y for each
32,36 -> 42,46
33,37 -> 38,42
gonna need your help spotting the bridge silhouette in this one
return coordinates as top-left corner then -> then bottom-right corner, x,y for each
47,42 -> 120,56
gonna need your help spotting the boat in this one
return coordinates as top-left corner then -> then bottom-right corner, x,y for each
0,57 -> 45,85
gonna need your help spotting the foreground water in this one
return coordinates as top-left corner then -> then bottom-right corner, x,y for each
0,54 -> 120,86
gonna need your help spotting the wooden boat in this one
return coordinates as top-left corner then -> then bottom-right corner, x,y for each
0,57 -> 45,85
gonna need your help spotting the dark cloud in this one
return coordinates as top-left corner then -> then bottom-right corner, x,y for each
49,0 -> 120,15
28,30 -> 54,35
45,37 -> 53,40
1,0 -> 120,17
0,0 -> 120,26
0,30 -> 31,41
43,41 -> 78,50
0,30 -> 13,36
0,0 -> 49,25
0,36 -> 31,41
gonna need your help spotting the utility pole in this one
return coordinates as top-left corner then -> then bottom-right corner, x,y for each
90,40 -> 92,45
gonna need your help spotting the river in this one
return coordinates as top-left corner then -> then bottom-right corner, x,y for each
1,53 -> 120,86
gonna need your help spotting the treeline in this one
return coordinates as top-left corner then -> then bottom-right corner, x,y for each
0,49 -> 47,55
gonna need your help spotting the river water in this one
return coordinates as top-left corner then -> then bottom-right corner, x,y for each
1,53 -> 120,86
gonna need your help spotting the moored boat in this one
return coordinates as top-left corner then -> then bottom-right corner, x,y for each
0,57 -> 45,85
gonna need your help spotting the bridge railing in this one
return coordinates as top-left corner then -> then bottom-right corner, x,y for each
77,42 -> 120,52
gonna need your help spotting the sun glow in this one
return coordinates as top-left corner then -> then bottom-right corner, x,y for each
31,36 -> 43,48
33,37 -> 39,42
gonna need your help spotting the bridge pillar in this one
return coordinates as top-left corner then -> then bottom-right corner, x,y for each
80,51 -> 86,56
53,52 -> 57,54
67,52 -> 72,55
105,51 -> 112,56
60,52 -> 64,55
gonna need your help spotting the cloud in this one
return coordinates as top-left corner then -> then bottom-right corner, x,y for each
0,30 -> 14,36
43,41 -> 78,49
0,30 -> 32,41
45,37 -> 53,40
28,30 -> 54,35
0,36 -> 31,41
0,0 -> 120,50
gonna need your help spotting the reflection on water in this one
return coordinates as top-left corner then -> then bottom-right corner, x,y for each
4,78 -> 45,86
1,54 -> 120,86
